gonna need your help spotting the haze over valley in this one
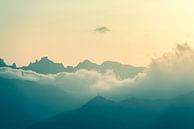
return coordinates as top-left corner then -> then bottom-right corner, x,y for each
1,0 -> 194,128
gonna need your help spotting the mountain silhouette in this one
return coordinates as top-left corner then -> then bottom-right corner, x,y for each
27,93 -> 194,129
22,57 -> 144,79
75,60 -> 144,79
0,77 -> 86,129
22,57 -> 65,74
26,96 -> 124,129
100,61 -> 144,79
1,57 -> 144,79
0,58 -> 17,69
75,60 -> 99,71
150,92 -> 194,129
81,96 -> 117,109
0,58 -> 6,67
27,96 -> 163,129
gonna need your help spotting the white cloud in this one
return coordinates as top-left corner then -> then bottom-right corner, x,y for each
131,43 -> 194,98
1,44 -> 194,100
0,67 -> 53,81
0,67 -> 135,94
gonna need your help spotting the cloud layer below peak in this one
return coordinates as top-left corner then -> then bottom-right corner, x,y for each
1,44 -> 194,100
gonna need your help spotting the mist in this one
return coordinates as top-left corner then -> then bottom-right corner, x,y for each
1,44 -> 194,100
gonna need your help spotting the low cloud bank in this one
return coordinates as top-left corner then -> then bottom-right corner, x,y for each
132,43 -> 194,98
1,44 -> 194,99
0,67 -> 135,95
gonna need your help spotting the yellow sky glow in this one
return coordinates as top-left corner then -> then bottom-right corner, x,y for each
1,0 -> 194,66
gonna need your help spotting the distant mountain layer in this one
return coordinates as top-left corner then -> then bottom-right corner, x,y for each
28,94 -> 194,129
0,59 -> 6,67
20,57 -> 144,79
0,77 -> 87,129
21,57 -> 65,74
0,58 -> 17,69
1,75 -> 194,129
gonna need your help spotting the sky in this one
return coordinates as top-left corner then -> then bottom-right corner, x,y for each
1,0 -> 194,66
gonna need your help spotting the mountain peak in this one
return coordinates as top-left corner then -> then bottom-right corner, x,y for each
76,60 -> 99,70
22,57 -> 65,74
78,60 -> 97,66
0,58 -> 6,67
41,56 -> 49,60
102,61 -> 121,65
82,96 -> 116,109
39,56 -> 53,63
0,57 -> 144,79
90,96 -> 108,102
82,59 -> 93,63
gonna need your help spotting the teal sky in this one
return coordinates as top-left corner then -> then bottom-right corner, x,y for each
1,0 -> 194,66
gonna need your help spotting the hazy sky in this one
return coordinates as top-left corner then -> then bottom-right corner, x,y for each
1,0 -> 194,66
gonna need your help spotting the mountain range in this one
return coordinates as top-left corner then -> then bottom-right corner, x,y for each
0,57 -> 144,79
27,93 -> 194,129
0,77 -> 88,129
1,74 -> 194,129
2,57 -> 194,129
0,58 -> 17,69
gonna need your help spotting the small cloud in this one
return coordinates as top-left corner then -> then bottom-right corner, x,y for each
95,26 -> 110,33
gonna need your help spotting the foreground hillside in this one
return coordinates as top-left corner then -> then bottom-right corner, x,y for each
27,94 -> 194,129
0,77 -> 85,129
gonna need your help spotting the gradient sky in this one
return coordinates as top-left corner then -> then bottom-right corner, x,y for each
1,0 -> 194,66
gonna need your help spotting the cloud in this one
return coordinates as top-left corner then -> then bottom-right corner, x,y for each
95,26 -> 110,33
130,43 -> 194,98
1,43 -> 194,100
0,67 -> 135,95
0,67 -> 52,81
